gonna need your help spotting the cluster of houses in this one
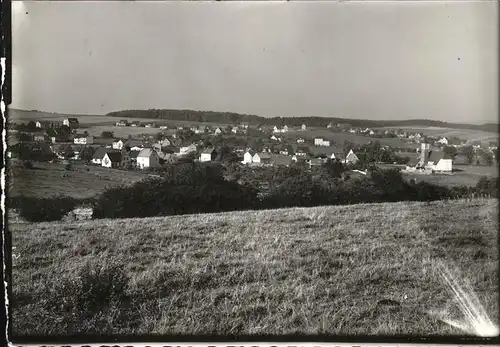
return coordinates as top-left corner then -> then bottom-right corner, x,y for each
404,143 -> 453,173
239,148 -> 359,169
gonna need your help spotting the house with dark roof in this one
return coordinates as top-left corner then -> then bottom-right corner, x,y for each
242,150 -> 256,164
252,152 -> 272,165
101,151 -> 122,168
116,120 -> 129,126
137,148 -> 160,169
63,118 -> 79,129
427,150 -> 453,172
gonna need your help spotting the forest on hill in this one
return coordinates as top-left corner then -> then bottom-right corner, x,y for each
105,108 -> 497,132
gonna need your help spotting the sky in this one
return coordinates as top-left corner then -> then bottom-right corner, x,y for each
11,1 -> 499,124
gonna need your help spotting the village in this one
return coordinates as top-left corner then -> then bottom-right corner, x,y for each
8,115 -> 499,177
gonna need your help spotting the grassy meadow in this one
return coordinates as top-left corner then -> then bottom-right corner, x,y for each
11,199 -> 498,336
9,162 -> 149,199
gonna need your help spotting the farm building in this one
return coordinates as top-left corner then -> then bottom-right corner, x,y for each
428,151 -> 453,172
116,120 -> 129,126
63,118 -> 79,129
200,148 -> 217,162
74,135 -> 94,145
297,138 -> 305,144
130,121 -> 141,127
309,158 -> 326,168
406,143 -> 453,172
136,148 -> 160,169
102,152 -> 123,168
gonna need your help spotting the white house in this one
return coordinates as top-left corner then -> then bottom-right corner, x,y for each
136,148 -> 160,169
343,149 -> 360,165
297,138 -> 305,144
73,135 -> 94,145
282,125 -> 289,133
327,122 -> 333,129
252,152 -> 272,165
314,138 -> 330,147
231,127 -> 239,134
348,129 -> 357,134
270,135 -> 280,141
112,140 -> 124,150
242,150 -> 255,164
200,148 -> 217,162
101,152 -> 123,168
301,124 -> 307,131
437,137 -> 449,146
179,144 -> 197,156
63,118 -> 79,129
273,126 -> 280,133
214,127 -> 222,135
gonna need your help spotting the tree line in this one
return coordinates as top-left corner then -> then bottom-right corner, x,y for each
11,161 -> 498,222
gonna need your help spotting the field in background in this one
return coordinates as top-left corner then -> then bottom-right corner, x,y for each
12,199 -> 498,335
377,126 -> 498,142
288,128 -> 420,150
9,162 -> 149,199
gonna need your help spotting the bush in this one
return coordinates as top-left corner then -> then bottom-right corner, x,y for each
93,163 -> 260,219
11,195 -> 82,222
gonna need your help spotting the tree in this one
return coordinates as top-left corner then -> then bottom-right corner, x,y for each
154,132 -> 163,141
80,146 -> 96,163
62,144 -> 75,159
83,130 -> 89,137
478,150 -> 494,166
16,132 -> 33,142
443,146 -> 458,159
101,131 -> 114,138
460,145 -> 475,164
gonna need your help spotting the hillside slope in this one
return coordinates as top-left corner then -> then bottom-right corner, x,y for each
11,199 -> 498,336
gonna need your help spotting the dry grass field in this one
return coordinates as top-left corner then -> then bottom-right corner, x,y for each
9,162 -> 149,199
11,199 -> 498,336
377,126 -> 498,143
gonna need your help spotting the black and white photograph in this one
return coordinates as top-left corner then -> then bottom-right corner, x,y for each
6,0 -> 499,340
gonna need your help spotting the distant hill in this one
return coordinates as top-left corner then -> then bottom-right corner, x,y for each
8,107 -> 498,133
105,109 -> 499,132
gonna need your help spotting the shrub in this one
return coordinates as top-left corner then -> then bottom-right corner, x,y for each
11,195 -> 81,222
